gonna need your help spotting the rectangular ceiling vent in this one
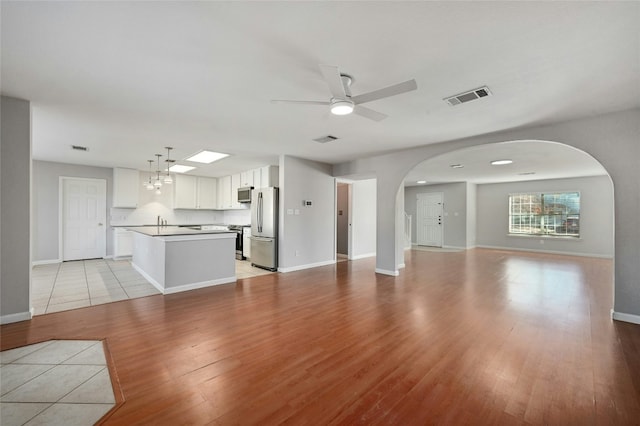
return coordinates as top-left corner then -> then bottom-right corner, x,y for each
312,135 -> 338,144
71,145 -> 88,151
445,86 -> 491,106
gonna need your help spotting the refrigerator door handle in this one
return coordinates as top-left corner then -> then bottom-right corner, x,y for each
251,236 -> 272,242
258,192 -> 263,233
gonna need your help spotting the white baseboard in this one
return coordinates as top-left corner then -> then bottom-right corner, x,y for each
398,263 -> 406,269
1,309 -> 33,325
32,259 -> 61,266
278,259 -> 336,273
443,245 -> 466,250
475,245 -> 613,259
375,268 -> 399,276
163,276 -> 237,295
349,252 -> 376,260
611,310 -> 640,325
130,263 -> 165,294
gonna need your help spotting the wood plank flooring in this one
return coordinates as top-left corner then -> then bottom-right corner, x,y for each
2,248 -> 640,425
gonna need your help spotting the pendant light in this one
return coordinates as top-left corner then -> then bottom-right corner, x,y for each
145,160 -> 155,190
154,154 -> 163,189
164,147 -> 174,184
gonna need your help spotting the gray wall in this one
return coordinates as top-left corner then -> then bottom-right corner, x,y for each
351,179 -> 376,259
466,183 -> 477,248
334,109 -> 640,320
405,182 -> 470,248
279,155 -> 335,271
33,160 -> 113,262
476,175 -> 613,257
1,96 -> 31,323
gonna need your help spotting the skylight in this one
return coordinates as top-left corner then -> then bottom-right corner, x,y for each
186,150 -> 229,164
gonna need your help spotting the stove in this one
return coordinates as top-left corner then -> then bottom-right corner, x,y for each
227,225 -> 250,260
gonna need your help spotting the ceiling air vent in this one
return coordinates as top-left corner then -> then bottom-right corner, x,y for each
71,145 -> 88,151
312,135 -> 338,144
445,86 -> 491,106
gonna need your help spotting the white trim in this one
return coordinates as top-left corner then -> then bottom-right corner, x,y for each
611,310 -> 640,325
349,252 -> 376,260
278,259 -> 336,273
131,263 -> 164,294
375,268 -> 399,276
163,276 -> 237,295
443,245 -> 467,250
131,262 -> 236,295
1,310 -> 33,325
32,259 -> 62,266
475,245 -> 613,259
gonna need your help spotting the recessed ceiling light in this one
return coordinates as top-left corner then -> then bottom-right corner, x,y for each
185,150 -> 229,164
490,159 -> 513,166
169,164 -> 196,173
450,164 -> 464,168
417,180 -> 427,184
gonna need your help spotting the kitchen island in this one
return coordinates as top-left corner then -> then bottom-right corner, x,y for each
128,226 -> 237,295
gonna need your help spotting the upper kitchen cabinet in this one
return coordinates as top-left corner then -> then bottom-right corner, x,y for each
217,175 -> 232,209
197,177 -> 217,209
255,165 -> 279,189
174,175 -> 217,209
113,168 -> 139,208
240,170 -> 255,188
231,173 -> 242,208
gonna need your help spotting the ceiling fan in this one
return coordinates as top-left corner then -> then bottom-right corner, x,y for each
271,64 -> 418,121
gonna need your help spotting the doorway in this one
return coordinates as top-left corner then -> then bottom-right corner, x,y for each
416,192 -> 443,247
60,177 -> 107,261
336,182 -> 351,260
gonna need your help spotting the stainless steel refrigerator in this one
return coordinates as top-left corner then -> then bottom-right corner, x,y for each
250,187 -> 278,271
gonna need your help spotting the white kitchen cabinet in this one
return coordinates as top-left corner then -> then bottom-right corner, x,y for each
217,175 -> 232,209
114,228 -> 133,258
231,173 -> 242,208
175,175 -> 217,209
197,177 -> 217,209
113,168 -> 139,208
240,170 -> 255,188
257,165 -> 279,188
174,174 -> 198,209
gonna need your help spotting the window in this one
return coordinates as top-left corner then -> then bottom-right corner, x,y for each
509,192 -> 580,237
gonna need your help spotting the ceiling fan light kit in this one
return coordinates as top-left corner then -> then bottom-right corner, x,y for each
330,99 -> 354,115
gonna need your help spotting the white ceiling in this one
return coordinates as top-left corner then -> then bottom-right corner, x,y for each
1,2 -> 638,179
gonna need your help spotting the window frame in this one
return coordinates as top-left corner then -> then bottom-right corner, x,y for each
507,191 -> 581,238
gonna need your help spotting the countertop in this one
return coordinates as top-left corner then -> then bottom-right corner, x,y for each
127,226 -> 235,237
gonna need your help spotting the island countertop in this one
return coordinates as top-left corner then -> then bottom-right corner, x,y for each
127,225 -> 235,237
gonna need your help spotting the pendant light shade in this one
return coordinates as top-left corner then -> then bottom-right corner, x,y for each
145,160 -> 155,190
154,154 -> 163,188
164,147 -> 174,184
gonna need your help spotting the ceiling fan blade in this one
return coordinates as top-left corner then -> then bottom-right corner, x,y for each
319,64 -> 347,100
271,100 -> 330,105
353,105 -> 388,122
351,79 -> 417,105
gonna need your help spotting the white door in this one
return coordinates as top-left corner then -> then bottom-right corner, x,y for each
417,192 -> 443,247
62,178 -> 107,261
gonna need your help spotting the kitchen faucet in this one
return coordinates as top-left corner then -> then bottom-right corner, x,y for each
157,215 -> 167,227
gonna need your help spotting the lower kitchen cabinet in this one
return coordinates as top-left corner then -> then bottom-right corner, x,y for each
114,228 -> 133,258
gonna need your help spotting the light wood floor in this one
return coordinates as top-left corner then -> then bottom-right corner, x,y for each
2,248 -> 639,424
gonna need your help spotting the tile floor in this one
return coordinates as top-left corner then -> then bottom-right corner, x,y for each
0,340 -> 116,426
32,258 -> 274,315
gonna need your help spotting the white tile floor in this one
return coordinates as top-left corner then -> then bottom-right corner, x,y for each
32,258 -> 274,315
0,340 -> 116,426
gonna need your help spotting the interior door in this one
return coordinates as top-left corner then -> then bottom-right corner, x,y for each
63,178 -> 107,261
416,192 -> 443,247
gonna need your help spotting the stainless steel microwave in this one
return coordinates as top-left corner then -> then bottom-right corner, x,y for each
237,187 -> 253,203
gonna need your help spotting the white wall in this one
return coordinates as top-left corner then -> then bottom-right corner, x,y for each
279,155 -> 335,272
476,175 -> 613,257
466,183 -> 477,248
1,96 -> 32,323
350,179 -> 376,259
405,182 -> 469,248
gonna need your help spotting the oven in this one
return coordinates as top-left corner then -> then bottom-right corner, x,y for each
227,225 -> 248,260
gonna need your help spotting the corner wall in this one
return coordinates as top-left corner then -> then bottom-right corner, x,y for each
1,96 -> 32,324
279,155 -> 335,272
